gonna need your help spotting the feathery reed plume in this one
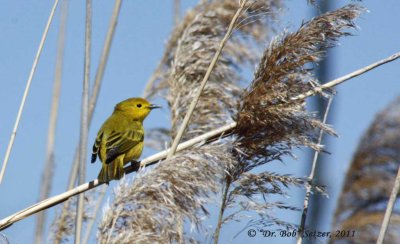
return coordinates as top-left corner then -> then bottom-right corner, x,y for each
332,96 -> 400,244
234,1 -> 366,175
237,4 -> 365,155
215,4 -> 364,235
35,0 -> 68,243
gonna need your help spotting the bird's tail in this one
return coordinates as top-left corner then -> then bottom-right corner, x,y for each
98,158 -> 125,183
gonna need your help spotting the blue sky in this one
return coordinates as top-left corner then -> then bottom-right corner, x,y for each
0,0 -> 399,243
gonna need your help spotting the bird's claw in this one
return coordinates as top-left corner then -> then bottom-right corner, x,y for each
130,160 -> 140,172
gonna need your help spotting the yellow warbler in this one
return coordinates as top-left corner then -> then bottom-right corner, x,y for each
91,97 -> 160,183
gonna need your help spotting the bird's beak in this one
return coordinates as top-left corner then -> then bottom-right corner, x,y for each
148,104 -> 161,110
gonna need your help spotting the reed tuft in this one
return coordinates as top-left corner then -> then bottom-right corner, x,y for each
332,96 -> 400,244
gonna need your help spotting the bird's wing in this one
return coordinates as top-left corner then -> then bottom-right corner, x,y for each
91,131 -> 104,163
104,129 -> 144,164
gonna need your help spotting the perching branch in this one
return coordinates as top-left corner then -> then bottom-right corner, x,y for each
166,0 -> 249,159
0,0 -> 60,184
0,122 -> 236,231
0,51 -> 398,231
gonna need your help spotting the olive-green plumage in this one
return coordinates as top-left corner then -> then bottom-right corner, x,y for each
91,97 -> 159,183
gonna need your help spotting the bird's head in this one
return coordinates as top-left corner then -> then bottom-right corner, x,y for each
114,97 -> 160,122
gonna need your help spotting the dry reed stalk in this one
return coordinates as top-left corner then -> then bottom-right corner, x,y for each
0,50 -> 397,234
34,1 -> 68,243
0,0 -> 60,184
0,122 -> 236,231
332,97 -> 400,244
51,0 -> 123,241
82,186 -> 107,244
297,97 -> 333,244
377,165 -> 400,244
294,52 -> 400,100
75,0 -> 92,243
174,0 -> 180,25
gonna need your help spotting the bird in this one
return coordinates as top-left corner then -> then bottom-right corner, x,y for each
91,97 -> 160,183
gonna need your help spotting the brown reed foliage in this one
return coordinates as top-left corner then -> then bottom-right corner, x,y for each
233,3 -> 365,173
98,2 -> 364,243
332,97 -> 400,244
217,4 -> 363,236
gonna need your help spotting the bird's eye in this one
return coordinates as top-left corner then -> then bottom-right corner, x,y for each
136,104 -> 142,108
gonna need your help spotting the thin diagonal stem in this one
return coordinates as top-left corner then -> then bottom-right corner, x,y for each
297,97 -> 333,244
376,165 -> 400,244
88,0 -> 122,120
166,0 -> 248,159
294,52 -> 400,100
174,0 -> 180,25
214,177 -> 231,244
34,0 -> 68,243
0,0 -> 60,184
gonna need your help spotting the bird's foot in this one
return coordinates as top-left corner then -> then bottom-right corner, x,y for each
130,160 -> 141,172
